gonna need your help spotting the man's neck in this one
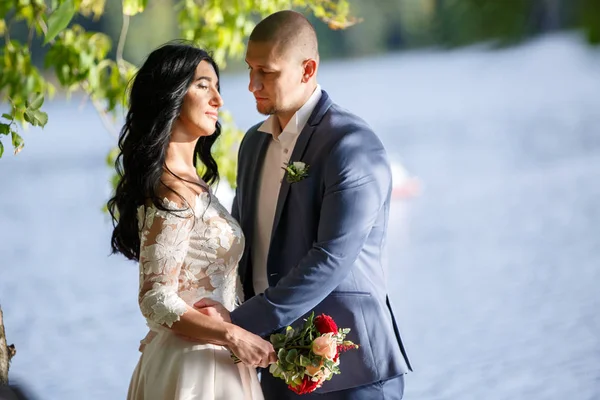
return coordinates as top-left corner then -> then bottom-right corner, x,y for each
276,112 -> 294,133
275,83 -> 318,132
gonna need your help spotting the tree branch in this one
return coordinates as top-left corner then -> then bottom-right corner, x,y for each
116,13 -> 130,73
0,305 -> 15,385
77,82 -> 119,138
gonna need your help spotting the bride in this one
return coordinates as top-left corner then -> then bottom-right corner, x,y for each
107,43 -> 275,400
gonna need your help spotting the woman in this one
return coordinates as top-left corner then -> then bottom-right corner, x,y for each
107,43 -> 273,400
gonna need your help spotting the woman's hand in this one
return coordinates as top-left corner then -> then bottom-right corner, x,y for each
226,325 -> 277,368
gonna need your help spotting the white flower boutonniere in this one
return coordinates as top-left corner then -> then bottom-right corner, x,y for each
283,161 -> 309,183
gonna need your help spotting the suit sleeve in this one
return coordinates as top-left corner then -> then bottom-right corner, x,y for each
230,130 -> 391,336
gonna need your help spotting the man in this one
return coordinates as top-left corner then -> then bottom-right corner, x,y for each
197,10 -> 412,399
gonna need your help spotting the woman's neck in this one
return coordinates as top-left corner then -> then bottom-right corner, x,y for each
165,121 -> 199,175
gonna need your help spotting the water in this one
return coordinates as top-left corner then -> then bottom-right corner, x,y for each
1,33 -> 599,399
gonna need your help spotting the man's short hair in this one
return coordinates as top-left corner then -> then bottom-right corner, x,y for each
249,10 -> 319,60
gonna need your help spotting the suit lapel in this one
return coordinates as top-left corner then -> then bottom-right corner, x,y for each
269,91 -> 333,243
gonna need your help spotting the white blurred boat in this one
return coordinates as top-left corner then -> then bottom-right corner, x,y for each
390,161 -> 421,200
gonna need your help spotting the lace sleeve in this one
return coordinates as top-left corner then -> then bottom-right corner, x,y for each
137,204 -> 193,328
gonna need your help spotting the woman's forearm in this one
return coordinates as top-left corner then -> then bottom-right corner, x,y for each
167,305 -> 236,346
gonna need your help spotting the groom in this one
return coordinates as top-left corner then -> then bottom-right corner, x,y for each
197,10 -> 411,399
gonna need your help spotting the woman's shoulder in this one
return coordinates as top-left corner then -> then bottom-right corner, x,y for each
138,179 -> 208,220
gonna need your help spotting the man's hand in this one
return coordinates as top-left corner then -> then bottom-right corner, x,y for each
194,298 -> 232,323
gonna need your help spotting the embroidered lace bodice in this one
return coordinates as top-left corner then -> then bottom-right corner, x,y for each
136,191 -> 244,331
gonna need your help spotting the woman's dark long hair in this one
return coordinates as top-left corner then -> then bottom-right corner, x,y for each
107,43 -> 221,261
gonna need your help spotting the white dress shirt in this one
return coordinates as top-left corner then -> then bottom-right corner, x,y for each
252,85 -> 322,295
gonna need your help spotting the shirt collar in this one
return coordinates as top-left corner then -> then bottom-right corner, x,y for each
258,85 -> 322,142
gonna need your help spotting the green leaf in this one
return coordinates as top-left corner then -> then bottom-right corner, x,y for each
277,348 -> 286,362
0,140 -> 4,158
299,355 -> 311,367
1,114 -> 11,120
11,131 -> 24,155
24,110 -> 48,127
270,333 -> 287,349
269,363 -> 283,377
44,0 -> 76,44
292,374 -> 303,386
23,111 -> 33,125
28,93 -> 44,110
34,110 -> 49,126
123,0 -> 148,16
285,326 -> 295,340
0,124 -> 9,135
324,358 -> 336,370
285,349 -> 298,364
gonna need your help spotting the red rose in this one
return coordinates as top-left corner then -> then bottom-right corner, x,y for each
314,314 -> 338,334
289,376 -> 320,395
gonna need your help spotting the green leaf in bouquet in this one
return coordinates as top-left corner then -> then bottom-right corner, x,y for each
341,328 -> 351,334
284,361 -> 296,371
310,357 -> 322,367
277,348 -> 287,362
324,358 -> 337,371
269,363 -> 283,378
285,326 -> 295,340
302,311 -> 315,331
299,355 -> 311,367
292,374 -> 304,386
270,333 -> 287,349
285,349 -> 298,364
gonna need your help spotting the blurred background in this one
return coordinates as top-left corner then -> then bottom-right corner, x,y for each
1,0 -> 600,399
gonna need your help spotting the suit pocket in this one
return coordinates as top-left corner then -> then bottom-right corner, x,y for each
289,177 -> 312,191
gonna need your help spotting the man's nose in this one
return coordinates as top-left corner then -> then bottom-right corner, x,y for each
248,71 -> 262,93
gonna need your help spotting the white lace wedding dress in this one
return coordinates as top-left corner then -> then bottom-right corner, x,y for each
127,191 -> 263,400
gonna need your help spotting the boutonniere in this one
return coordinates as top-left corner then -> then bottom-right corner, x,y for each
283,161 -> 309,183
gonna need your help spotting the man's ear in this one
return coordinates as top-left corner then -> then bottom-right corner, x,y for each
302,59 -> 318,82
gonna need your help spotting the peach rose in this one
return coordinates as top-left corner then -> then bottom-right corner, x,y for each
305,364 -> 323,377
312,333 -> 337,360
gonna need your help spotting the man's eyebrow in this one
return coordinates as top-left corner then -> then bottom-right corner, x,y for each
245,60 -> 274,69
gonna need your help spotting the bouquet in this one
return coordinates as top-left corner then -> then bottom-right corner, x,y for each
268,312 -> 359,395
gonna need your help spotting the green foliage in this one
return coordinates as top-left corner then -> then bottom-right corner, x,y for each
45,0 -> 76,44
0,0 -> 357,191
580,0 -> 600,44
